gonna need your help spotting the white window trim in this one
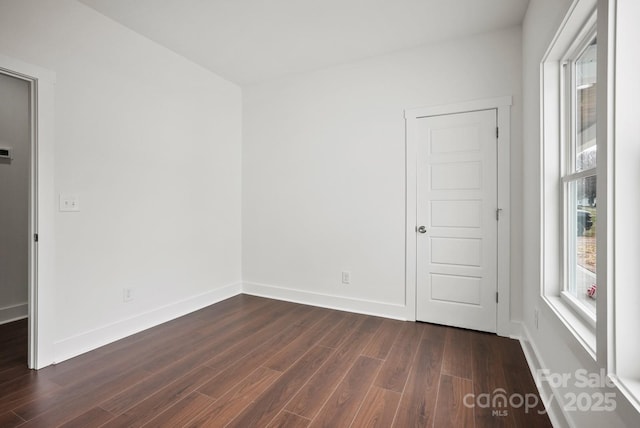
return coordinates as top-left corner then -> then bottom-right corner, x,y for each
541,1 -> 598,357
559,27 -> 598,328
611,0 -> 640,415
560,290 -> 596,328
544,0 -> 640,420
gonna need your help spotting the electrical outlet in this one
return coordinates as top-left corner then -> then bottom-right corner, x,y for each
341,271 -> 351,284
534,309 -> 539,329
123,288 -> 134,302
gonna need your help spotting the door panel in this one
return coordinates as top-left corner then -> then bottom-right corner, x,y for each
431,238 -> 482,267
416,109 -> 497,333
431,161 -> 482,190
431,200 -> 482,228
430,274 -> 481,305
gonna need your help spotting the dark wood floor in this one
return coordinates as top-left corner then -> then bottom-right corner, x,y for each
0,295 -> 552,427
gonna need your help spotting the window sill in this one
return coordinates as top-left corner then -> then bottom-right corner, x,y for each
560,290 -> 596,328
542,295 -> 596,359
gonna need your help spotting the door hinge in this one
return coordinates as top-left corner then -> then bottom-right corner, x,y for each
496,208 -> 502,221
496,127 -> 499,138
34,233 -> 38,242
496,292 -> 499,303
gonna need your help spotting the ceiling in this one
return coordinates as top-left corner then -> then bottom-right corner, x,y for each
80,0 -> 530,86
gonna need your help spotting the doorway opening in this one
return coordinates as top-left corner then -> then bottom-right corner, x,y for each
0,71 -> 31,370
0,53 -> 58,370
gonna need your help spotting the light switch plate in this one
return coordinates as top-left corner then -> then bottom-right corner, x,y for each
59,194 -> 80,212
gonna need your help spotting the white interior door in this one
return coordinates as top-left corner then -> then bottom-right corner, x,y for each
415,109 -> 498,333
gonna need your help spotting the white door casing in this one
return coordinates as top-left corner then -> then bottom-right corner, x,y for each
405,97 -> 512,336
0,53 -> 56,369
416,109 -> 497,332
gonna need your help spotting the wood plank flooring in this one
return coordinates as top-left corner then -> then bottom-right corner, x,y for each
0,295 -> 552,427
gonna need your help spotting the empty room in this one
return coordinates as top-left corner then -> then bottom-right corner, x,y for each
0,0 -> 638,426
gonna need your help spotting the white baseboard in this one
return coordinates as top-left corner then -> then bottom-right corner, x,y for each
0,302 -> 28,325
501,319 -> 524,339
519,324 -> 571,428
52,282 -> 242,364
242,281 -> 407,320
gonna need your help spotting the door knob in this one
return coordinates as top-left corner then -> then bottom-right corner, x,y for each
417,226 -> 427,234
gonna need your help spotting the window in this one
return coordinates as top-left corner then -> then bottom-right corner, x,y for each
561,33 -> 598,325
541,3 -> 599,354
544,0 -> 640,414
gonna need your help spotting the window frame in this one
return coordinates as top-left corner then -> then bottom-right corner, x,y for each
542,0 -> 640,419
560,26 -> 598,327
541,6 -> 598,357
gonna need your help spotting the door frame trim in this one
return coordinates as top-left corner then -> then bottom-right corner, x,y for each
404,96 -> 513,336
0,54 -> 56,368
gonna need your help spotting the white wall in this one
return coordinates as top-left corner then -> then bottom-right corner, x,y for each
0,73 -> 29,323
242,27 -> 523,320
614,0 -> 640,386
522,0 -> 638,426
0,0 -> 242,363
